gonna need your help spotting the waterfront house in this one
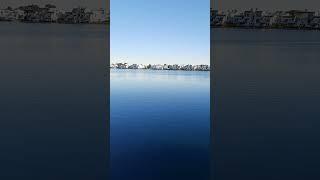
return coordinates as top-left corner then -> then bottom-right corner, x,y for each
181,64 -> 193,71
269,11 -> 282,27
280,15 -> 296,28
269,11 -> 293,28
50,9 -> 62,22
211,10 -> 226,27
287,10 -> 315,28
168,64 -> 180,70
40,8 -> 54,22
223,10 -> 246,27
116,63 -> 128,69
71,7 -> 90,23
231,14 -> 245,26
57,7 -> 90,24
269,10 -> 315,28
18,4 -> 56,23
151,64 -> 164,70
19,5 -> 38,22
261,12 -> 273,27
90,8 -> 107,24
57,11 -> 70,23
0,8 -> 15,21
137,64 -> 146,69
40,4 -> 59,23
252,10 -> 264,27
243,9 -> 255,27
193,65 -> 210,71
14,9 -> 25,21
310,16 -> 320,29
287,10 -> 314,20
128,64 -> 139,69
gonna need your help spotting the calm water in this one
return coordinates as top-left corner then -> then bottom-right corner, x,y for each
212,29 -> 320,180
0,23 -> 109,179
3,23 -> 318,180
110,69 -> 210,180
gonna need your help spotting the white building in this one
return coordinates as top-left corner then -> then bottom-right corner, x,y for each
137,64 -> 146,69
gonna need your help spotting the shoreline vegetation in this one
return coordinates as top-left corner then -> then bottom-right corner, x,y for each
211,8 -> 320,30
110,63 -> 210,71
0,4 -> 109,24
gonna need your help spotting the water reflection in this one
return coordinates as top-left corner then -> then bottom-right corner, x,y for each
111,70 -> 210,180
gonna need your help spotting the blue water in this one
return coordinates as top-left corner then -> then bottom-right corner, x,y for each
212,29 -> 320,180
110,69 -> 210,180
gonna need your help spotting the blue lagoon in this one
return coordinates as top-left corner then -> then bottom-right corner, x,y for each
110,69 -> 210,180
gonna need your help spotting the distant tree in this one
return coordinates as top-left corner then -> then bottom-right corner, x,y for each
6,6 -> 13,10
45,4 -> 56,9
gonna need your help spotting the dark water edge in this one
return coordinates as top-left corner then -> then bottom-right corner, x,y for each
0,23 -> 109,180
211,26 -> 320,31
212,28 -> 320,180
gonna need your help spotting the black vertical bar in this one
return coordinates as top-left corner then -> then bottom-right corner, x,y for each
106,0 -> 110,178
210,0 -> 216,179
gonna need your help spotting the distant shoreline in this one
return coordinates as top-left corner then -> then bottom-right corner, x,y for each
0,21 -> 108,25
0,4 -> 109,25
211,9 -> 320,31
110,63 -> 211,71
111,68 -> 211,72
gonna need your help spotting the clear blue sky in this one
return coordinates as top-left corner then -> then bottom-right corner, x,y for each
111,0 -> 209,65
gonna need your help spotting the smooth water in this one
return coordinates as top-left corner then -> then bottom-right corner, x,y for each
0,23 -> 109,179
3,23 -> 317,180
212,29 -> 320,180
110,69 -> 210,180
